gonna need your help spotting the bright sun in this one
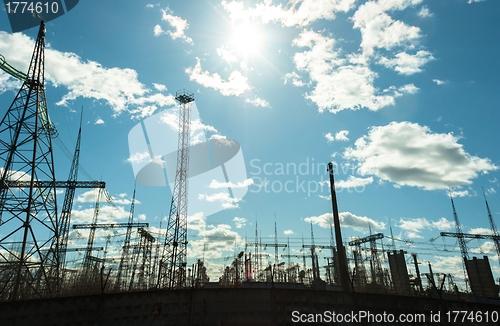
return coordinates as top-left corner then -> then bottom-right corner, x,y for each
228,22 -> 263,56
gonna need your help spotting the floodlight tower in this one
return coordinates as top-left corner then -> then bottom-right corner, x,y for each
0,21 -> 60,300
157,90 -> 194,289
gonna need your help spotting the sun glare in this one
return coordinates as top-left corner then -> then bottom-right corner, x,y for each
228,22 -> 263,56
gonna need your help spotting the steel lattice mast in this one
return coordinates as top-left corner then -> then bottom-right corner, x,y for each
58,109 -> 83,280
157,90 -> 194,289
450,196 -> 469,260
481,188 -> 500,265
449,194 -> 470,290
0,21 -> 60,301
81,188 -> 104,273
115,183 -> 137,291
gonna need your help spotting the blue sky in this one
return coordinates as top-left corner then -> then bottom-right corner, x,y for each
1,0 -> 499,287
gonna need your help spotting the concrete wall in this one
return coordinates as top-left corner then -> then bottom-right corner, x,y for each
1,287 -> 499,325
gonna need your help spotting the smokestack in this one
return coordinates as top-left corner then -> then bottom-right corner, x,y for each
328,162 -> 351,292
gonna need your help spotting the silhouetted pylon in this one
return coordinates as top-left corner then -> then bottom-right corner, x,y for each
0,21 -> 60,301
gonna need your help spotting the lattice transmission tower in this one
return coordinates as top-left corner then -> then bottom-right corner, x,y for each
482,188 -> 500,265
0,21 -> 60,301
58,109 -> 83,281
157,90 -> 194,289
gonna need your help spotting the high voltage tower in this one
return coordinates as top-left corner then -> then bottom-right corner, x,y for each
0,21 -> 59,301
58,109 -> 83,281
450,196 -> 469,260
482,188 -> 500,265
0,22 -> 106,301
157,90 -> 194,289
115,183 -> 137,291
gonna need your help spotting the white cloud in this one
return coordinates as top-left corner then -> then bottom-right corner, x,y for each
155,8 -> 193,44
127,151 -> 153,165
398,84 -> 419,94
283,72 -> 305,87
159,109 -> 178,131
245,97 -> 271,108
188,212 -> 207,232
109,193 -> 140,206
224,1 -> 428,114
75,189 -> 99,203
432,255 -> 464,286
344,121 -> 497,190
190,223 -> 244,259
185,58 -> 251,96
468,0 -> 486,3
470,241 -> 495,255
233,217 -> 247,228
0,71 -> 22,94
209,134 -> 227,140
198,192 -> 242,209
292,31 -> 407,113
399,216 -> 454,239
0,168 -> 31,181
190,118 -> 218,144
325,130 -> 350,142
305,211 -> 385,231
336,176 -> 374,189
157,107 -> 219,145
0,32 -> 176,117
153,83 -> 167,92
95,118 -> 105,125
71,205 -> 129,224
325,133 -> 335,143
469,228 -> 493,235
284,229 -> 294,235
217,46 -> 238,64
335,130 -> 350,141
449,190 -> 469,197
433,79 -> 447,85
399,217 -> 430,231
352,0 -> 423,57
417,6 -> 433,18
432,217 -> 455,230
183,212 -> 245,281
378,50 -> 434,75
208,178 -> 254,189
153,24 -> 164,37
221,0 -> 357,27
